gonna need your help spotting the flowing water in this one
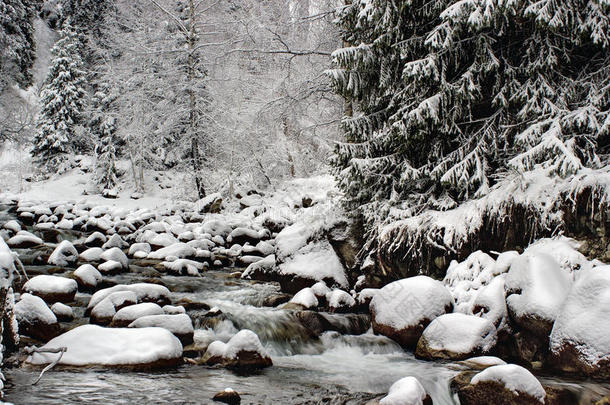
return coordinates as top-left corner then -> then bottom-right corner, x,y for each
1,204 -> 609,404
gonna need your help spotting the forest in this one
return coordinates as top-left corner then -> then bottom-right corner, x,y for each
0,0 -> 609,404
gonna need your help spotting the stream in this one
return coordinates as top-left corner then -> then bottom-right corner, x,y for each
1,203 -> 609,404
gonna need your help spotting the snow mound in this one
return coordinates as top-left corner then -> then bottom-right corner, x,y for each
27,325 -> 183,367
100,247 -> 128,269
79,247 -> 104,262
88,283 -> 171,310
112,302 -> 164,326
379,376 -> 429,405
416,313 -> 497,360
74,264 -> 102,288
148,242 -> 195,260
7,230 -> 43,248
278,242 -> 348,289
471,364 -> 545,403
47,240 -> 79,266
22,275 -> 77,303
15,293 -> 57,325
327,289 -> 356,312
289,287 -> 318,309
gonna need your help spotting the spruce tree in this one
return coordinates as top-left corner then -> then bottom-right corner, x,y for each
31,21 -> 87,169
0,0 -> 37,91
94,116 -> 118,191
328,0 -> 610,225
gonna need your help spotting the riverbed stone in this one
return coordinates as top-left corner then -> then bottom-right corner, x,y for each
213,388 -> 241,404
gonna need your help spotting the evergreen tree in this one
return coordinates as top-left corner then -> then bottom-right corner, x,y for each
0,0 -> 37,91
95,116 -> 118,191
328,0 -> 610,225
31,21 -> 87,169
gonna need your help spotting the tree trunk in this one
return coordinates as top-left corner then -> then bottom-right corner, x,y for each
188,0 -> 205,199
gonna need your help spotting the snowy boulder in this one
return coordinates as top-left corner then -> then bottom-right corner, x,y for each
241,254 -> 276,280
129,242 -> 151,259
197,193 -> 223,214
111,302 -> 164,327
73,264 -> 103,290
163,305 -> 186,315
549,267 -> 610,377
277,242 -> 349,293
100,247 -> 129,269
286,287 -> 318,310
456,364 -> 546,405
355,288 -> 379,311
202,329 -> 272,370
15,293 -> 60,341
102,234 -> 128,249
505,252 -> 572,337
327,289 -> 356,313
90,291 -> 138,325
23,275 -> 78,303
161,259 -> 203,276
48,240 -> 79,267
80,247 -> 104,262
87,283 -> 171,312
379,376 -> 432,405
2,220 -> 21,234
7,230 -> 43,248
227,227 -> 264,246
212,388 -> 241,405
149,233 -> 179,249
148,242 -> 196,260
310,281 -> 331,305
55,218 -> 73,230
472,275 -> 509,329
415,313 -> 497,360
460,356 -> 507,370
84,231 -> 107,247
26,325 -> 183,369
98,260 -> 124,274
370,276 -> 454,348
51,302 -> 74,322
129,313 -> 194,345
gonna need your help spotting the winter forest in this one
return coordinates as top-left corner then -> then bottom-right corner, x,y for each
0,0 -> 609,403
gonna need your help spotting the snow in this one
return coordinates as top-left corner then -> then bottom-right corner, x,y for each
102,234 -> 128,249
129,242 -> 151,258
128,313 -> 194,335
2,220 -> 21,233
23,275 -> 77,297
91,291 -> 138,320
241,254 -> 276,279
163,305 -> 186,315
310,281 -> 331,298
327,289 -> 356,311
275,223 -> 311,260
112,302 -> 164,324
161,259 -> 203,276
370,276 -> 454,330
148,242 -> 196,260
224,329 -> 269,359
79,247 -> 104,262
85,231 -> 107,245
51,302 -> 73,319
47,240 -> 79,266
74,264 -> 102,287
549,266 -> 610,368
379,376 -> 429,405
55,218 -> 73,229
419,313 -> 497,355
7,231 -> 43,247
463,356 -> 507,368
149,233 -> 178,247
471,364 -> 546,403
100,247 -> 128,269
505,251 -> 572,325
279,242 -> 348,288
27,325 -> 183,366
289,288 -> 319,308
88,283 -> 171,310
98,260 -> 124,273
15,293 -> 57,324
472,275 -> 508,328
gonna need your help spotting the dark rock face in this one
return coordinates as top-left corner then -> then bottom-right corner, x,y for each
326,217 -> 364,271
213,389 -> 241,404
262,293 -> 292,307
18,319 -> 61,342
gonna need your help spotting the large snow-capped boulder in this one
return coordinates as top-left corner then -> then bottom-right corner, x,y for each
102,234 -> 128,249
47,240 -> 79,266
22,275 -> 78,303
286,287 -> 318,310
202,329 -> 272,370
51,302 -> 74,322
15,293 -> 60,341
7,230 -> 43,248
111,302 -> 165,327
549,267 -> 610,377
370,276 -> 454,348
161,259 -> 203,276
416,313 -> 497,360
84,231 -> 107,247
79,247 -> 104,262
327,289 -> 356,313
147,242 -> 196,260
87,283 -> 171,313
73,264 -> 103,290
456,364 -> 546,405
90,291 -> 138,325
379,376 -> 432,405
100,247 -> 129,269
129,242 -> 151,259
505,252 -> 572,337
129,313 -> 194,345
26,325 -> 183,369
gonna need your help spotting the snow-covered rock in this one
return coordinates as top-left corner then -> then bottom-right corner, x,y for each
73,264 -> 103,290
370,276 -> 454,348
55,218 -> 74,230
47,240 -> 79,266
79,247 -> 104,262
27,325 -> 183,368
163,305 -> 186,315
15,293 -> 60,341
22,275 -> 78,303
129,313 -> 194,345
2,220 -> 21,233
148,242 -> 196,260
111,302 -> 164,327
505,252 -> 572,336
416,313 -> 497,360
472,275 -> 508,329
51,302 -> 74,322
149,233 -> 178,248
98,260 -> 124,274
241,254 -> 275,280
90,291 -> 138,325
161,259 -> 203,276
128,242 -> 152,259
84,231 -> 107,247
87,283 -> 171,311
100,247 -> 128,269
287,287 -> 318,309
549,266 -> 610,377
379,376 -> 432,405
460,364 -> 546,404
7,230 -> 43,248
202,329 -> 272,370
327,289 -> 356,313
102,234 -> 128,249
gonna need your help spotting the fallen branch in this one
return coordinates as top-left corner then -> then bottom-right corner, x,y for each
24,346 -> 68,385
